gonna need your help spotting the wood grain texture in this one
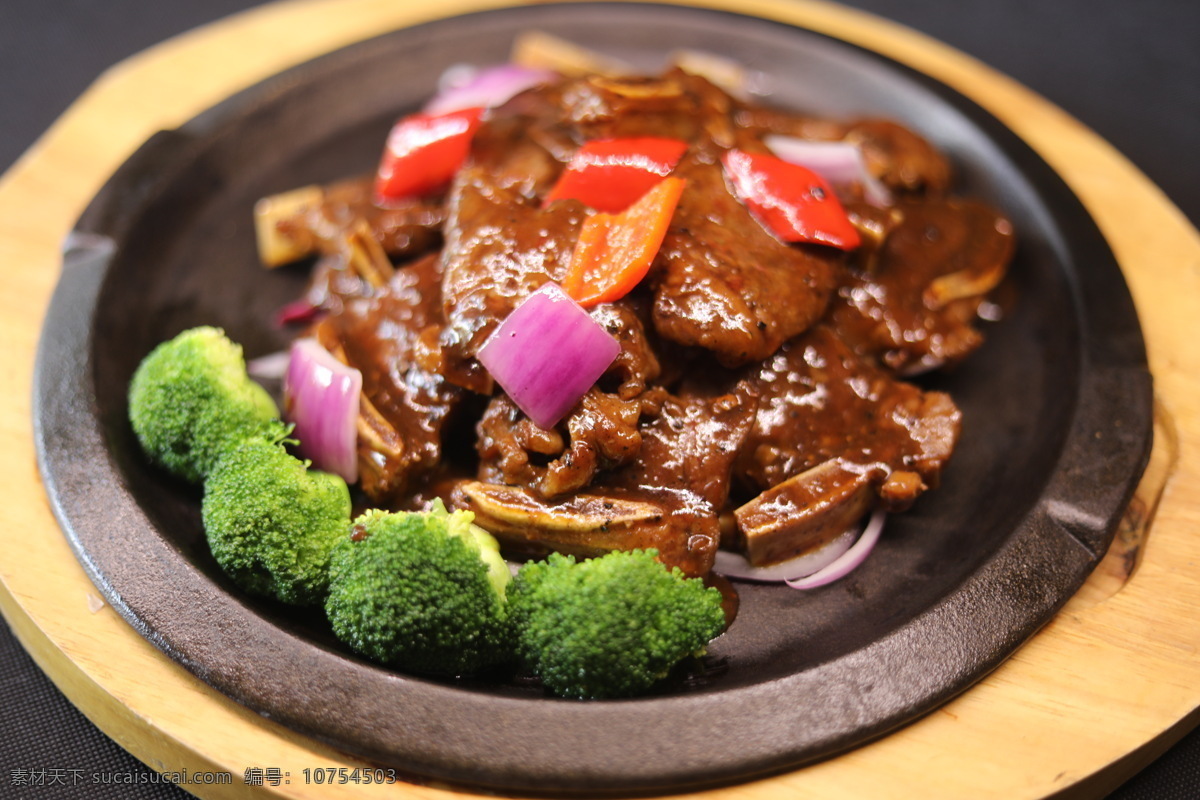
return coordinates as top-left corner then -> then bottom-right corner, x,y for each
1,0 -> 1197,797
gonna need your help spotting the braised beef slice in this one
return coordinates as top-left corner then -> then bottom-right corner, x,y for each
588,298 -> 663,399
829,197 -> 1015,374
476,389 -> 648,499
437,161 -> 587,393
843,120 -> 953,195
465,102 -> 566,197
275,175 -> 445,259
732,324 -> 960,564
738,323 -> 959,490
605,384 -> 758,513
652,154 -> 838,364
732,103 -> 847,144
604,70 -> 731,140
539,69 -> 740,147
312,253 -> 463,504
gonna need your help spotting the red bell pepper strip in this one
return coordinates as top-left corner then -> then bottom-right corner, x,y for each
544,137 -> 689,213
373,107 -> 484,204
721,149 -> 861,250
562,176 -> 686,308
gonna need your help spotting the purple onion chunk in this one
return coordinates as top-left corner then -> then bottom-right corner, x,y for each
284,338 -> 362,484
425,63 -> 559,116
477,283 -> 621,430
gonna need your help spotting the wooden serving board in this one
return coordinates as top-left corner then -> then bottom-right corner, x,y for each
1,0 -> 1197,797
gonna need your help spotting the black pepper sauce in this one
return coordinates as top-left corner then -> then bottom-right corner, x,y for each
736,324 -> 960,507
828,198 -> 1015,374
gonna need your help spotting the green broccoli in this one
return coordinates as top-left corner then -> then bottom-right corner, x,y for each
324,502 -> 512,677
508,550 -> 726,699
202,437 -> 351,606
128,326 -> 284,483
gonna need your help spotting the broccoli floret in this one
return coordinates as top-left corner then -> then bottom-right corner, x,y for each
202,437 -> 351,606
324,502 -> 512,677
508,550 -> 726,699
128,326 -> 284,483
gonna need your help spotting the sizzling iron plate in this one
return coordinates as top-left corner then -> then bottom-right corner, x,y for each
34,2 -> 1151,793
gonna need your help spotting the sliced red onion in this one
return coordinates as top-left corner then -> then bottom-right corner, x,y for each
764,135 -> 893,207
714,509 -> 886,587
713,526 -> 858,583
436,63 -> 479,95
274,298 -> 323,327
476,282 -> 620,430
284,338 -> 362,484
425,64 -> 558,116
246,349 -> 291,381
785,509 -> 886,590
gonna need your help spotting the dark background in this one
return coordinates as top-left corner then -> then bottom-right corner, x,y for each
1,1 -> 1196,798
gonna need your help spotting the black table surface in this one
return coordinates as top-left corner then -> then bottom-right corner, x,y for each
1,1 -> 1196,798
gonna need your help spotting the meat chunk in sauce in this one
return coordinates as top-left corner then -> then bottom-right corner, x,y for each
476,388 -> 648,499
652,154 -> 838,365
459,384 -> 758,577
437,161 -> 586,392
265,176 -> 445,265
733,324 -> 961,564
830,198 -> 1014,374
310,253 -> 464,505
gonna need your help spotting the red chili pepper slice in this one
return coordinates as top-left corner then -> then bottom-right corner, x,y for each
721,149 -> 861,250
562,177 -> 686,308
544,137 -> 689,213
373,107 -> 484,205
